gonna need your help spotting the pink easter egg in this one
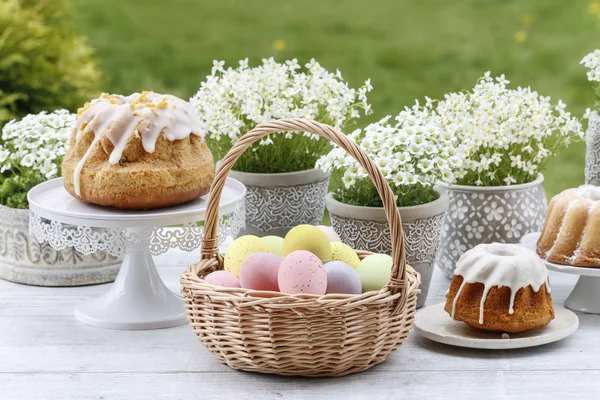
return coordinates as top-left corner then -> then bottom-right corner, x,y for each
204,271 -> 240,288
324,261 -> 362,295
316,225 -> 341,242
239,252 -> 282,291
278,250 -> 327,295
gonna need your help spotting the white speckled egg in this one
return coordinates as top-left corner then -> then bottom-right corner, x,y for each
355,253 -> 393,292
204,271 -> 240,288
330,242 -> 360,268
316,225 -> 341,242
324,261 -> 362,295
283,225 -> 331,260
278,250 -> 327,295
239,252 -> 282,291
224,235 -> 269,277
262,236 -> 284,256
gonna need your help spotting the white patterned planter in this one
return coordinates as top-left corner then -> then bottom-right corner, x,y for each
326,190 -> 449,308
0,205 -> 120,286
586,111 -> 600,185
436,175 -> 547,279
229,169 -> 329,237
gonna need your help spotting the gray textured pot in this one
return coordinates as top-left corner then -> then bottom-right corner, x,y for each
326,190 -> 449,308
436,174 -> 547,279
0,205 -> 120,286
586,111 -> 600,185
229,169 -> 330,237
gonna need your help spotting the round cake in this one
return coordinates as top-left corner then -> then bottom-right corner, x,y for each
444,243 -> 554,333
537,185 -> 600,267
62,92 -> 214,209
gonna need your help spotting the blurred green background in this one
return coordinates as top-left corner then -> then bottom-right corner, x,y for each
69,0 -> 599,196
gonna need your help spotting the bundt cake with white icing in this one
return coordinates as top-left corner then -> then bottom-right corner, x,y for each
444,243 -> 554,333
537,185 -> 600,267
62,91 -> 214,209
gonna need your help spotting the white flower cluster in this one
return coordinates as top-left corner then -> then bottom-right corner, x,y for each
189,57 -> 372,150
317,110 -> 462,196
437,72 -> 583,186
318,72 -> 583,197
0,109 -> 75,179
581,49 -> 600,82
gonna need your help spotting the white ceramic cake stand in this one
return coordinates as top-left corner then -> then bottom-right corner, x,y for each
27,178 -> 245,330
520,232 -> 600,314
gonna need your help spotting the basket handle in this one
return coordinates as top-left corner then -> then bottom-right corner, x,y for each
200,118 -> 407,283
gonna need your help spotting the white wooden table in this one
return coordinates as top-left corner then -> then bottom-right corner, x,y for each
1,249 -> 598,399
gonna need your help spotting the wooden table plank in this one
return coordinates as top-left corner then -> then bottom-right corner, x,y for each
0,248 -> 598,399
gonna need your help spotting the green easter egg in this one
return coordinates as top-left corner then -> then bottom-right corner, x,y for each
262,235 -> 284,256
331,242 -> 360,268
283,225 -> 332,260
356,253 -> 393,292
224,235 -> 269,277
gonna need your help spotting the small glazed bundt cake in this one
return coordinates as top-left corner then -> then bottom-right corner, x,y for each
444,243 -> 554,333
62,92 -> 214,209
537,185 -> 600,267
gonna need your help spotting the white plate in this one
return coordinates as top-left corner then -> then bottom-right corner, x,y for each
27,177 -> 246,228
414,302 -> 578,350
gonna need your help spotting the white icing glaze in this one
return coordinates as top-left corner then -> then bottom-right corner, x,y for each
71,92 -> 204,196
451,243 -> 550,325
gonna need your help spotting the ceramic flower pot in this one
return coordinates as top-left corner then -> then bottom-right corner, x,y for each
0,205 -> 120,286
586,111 -> 600,185
229,169 -> 330,237
326,190 -> 449,308
436,174 -> 548,279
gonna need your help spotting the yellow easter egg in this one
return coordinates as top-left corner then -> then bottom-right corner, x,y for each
283,224 -> 332,261
330,242 -> 360,268
224,235 -> 269,277
356,253 -> 393,292
262,235 -> 284,256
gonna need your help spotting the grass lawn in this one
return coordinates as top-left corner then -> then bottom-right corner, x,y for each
71,0 -> 600,197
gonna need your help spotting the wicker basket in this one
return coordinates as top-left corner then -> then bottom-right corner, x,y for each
181,119 -> 421,377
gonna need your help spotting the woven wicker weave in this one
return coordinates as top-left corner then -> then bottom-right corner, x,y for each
181,119 -> 421,377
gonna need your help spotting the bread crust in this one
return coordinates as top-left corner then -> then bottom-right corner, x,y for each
444,275 -> 555,333
62,129 -> 214,209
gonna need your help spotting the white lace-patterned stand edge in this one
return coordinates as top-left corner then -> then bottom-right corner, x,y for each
520,232 -> 600,314
27,178 -> 246,330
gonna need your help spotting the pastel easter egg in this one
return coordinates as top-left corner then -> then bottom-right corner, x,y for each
283,225 -> 331,261
204,271 -> 240,288
356,253 -> 393,292
324,261 -> 362,295
239,252 -> 282,291
278,250 -> 327,295
330,242 -> 360,268
262,235 -> 284,256
316,225 -> 341,242
224,235 -> 269,277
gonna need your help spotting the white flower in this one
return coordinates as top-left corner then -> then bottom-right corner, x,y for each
317,110 -> 460,203
0,109 -> 74,180
581,50 -> 600,83
190,58 -> 372,161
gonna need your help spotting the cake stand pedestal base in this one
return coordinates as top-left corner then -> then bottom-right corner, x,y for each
564,276 -> 600,314
74,249 -> 186,330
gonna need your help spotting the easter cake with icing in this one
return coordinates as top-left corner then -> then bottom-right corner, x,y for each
444,243 -> 554,333
62,91 -> 214,209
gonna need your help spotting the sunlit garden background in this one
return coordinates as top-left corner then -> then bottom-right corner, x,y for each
6,0 -> 600,196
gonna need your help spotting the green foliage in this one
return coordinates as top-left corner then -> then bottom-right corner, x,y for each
0,0 -> 102,126
331,170 -> 438,208
0,170 -> 45,209
225,133 -> 334,174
